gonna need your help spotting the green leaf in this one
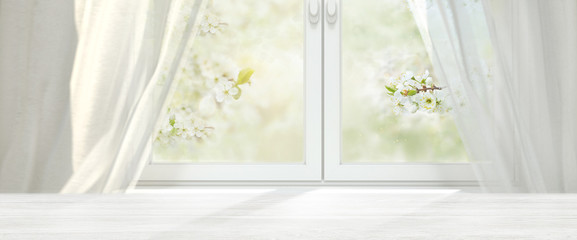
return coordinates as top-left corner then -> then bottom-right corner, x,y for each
169,118 -> 175,126
385,85 -> 397,93
407,90 -> 417,96
236,68 -> 254,85
232,86 -> 242,100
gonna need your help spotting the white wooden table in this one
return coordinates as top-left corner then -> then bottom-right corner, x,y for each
1,188 -> 576,239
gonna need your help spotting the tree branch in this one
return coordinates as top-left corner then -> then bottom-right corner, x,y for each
417,85 -> 442,93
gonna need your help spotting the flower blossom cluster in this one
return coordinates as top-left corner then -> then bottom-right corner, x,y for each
385,70 -> 451,114
156,106 -> 213,144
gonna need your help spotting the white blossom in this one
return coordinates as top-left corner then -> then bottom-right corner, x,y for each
401,71 -> 414,81
433,90 -> 449,113
200,14 -> 222,34
393,88 -> 411,105
416,92 -> 437,112
205,75 -> 228,89
422,70 -> 430,79
215,81 -> 239,103
404,80 -> 421,89
191,120 -> 208,138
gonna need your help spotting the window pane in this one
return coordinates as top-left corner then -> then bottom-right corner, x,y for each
153,0 -> 304,163
341,0 -> 468,163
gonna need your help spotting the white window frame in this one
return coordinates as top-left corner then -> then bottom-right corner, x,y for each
139,0 -> 476,185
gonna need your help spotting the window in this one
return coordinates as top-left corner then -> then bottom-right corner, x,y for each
140,0 -> 474,183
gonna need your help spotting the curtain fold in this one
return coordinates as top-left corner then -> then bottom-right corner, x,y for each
62,0 -> 206,193
409,0 -> 577,192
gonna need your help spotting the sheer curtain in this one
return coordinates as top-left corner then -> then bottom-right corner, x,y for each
409,0 -> 577,192
62,0 -> 206,193
0,0 -> 205,193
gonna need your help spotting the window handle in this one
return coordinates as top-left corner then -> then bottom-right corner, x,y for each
326,0 -> 337,24
309,0 -> 320,24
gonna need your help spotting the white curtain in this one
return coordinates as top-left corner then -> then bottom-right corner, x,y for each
62,0 -> 206,193
409,0 -> 577,192
0,0 -> 76,192
0,0 -> 206,193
